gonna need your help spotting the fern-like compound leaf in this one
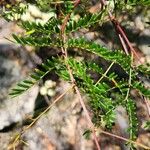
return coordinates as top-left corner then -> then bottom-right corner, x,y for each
12,34 -> 60,47
125,98 -> 138,148
132,81 -> 150,98
67,38 -> 131,73
56,57 -> 116,128
9,59 -> 55,97
21,17 -> 60,35
66,11 -> 106,33
127,0 -> 150,5
136,64 -> 150,79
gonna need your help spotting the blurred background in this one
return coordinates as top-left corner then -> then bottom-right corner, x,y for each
0,0 -> 150,150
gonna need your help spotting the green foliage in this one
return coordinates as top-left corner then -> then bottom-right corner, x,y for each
1,2 -> 28,21
36,0 -> 54,11
2,0 -> 150,149
67,58 -> 116,128
144,121 -> 150,130
114,0 -> 150,12
127,0 -> 150,5
10,59 -> 55,97
132,81 -> 150,98
66,11 -> 106,33
12,34 -> 60,47
125,99 -> 138,140
67,38 -> 131,73
83,129 -> 92,139
136,64 -> 150,78
37,0 -> 74,13
20,17 -> 60,34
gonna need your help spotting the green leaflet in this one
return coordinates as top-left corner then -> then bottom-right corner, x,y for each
9,58 -> 56,97
58,58 -> 116,128
4,1 -> 150,147
132,81 -> 150,98
12,34 -> 60,47
20,17 -> 60,35
136,64 -> 150,78
1,3 -> 28,21
127,0 -> 150,5
125,98 -> 138,147
67,38 -> 131,73
66,11 -> 106,33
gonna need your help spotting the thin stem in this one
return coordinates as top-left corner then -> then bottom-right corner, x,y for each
124,53 -> 133,101
99,0 -> 150,146
100,0 -> 141,63
61,45 -> 101,150
11,85 -> 74,149
44,95 -> 50,105
75,86 -> 101,149
23,85 -> 74,132
115,23 -> 142,62
60,2 -> 101,149
95,61 -> 115,85
74,0 -> 81,8
100,130 -> 150,149
118,34 -> 129,55
124,54 -> 134,140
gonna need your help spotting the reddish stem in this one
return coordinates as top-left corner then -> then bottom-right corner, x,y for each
60,1 -> 101,149
118,33 -> 129,55
100,0 -> 141,62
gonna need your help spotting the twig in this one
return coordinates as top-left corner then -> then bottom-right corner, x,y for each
97,0 -> 150,148
61,47 -> 101,149
100,0 -> 141,62
23,85 -> 74,132
113,22 -> 142,62
11,85 -> 74,150
61,14 -> 71,36
118,34 -> 129,55
60,35 -> 101,150
74,0 -> 81,8
124,53 -> 133,101
100,130 -> 150,149
61,45 -> 101,149
95,61 -> 115,85
60,1 -> 101,149
74,85 -> 101,149
60,0 -> 81,35
60,1 -> 149,149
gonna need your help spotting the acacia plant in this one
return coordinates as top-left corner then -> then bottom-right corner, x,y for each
1,0 -> 150,149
